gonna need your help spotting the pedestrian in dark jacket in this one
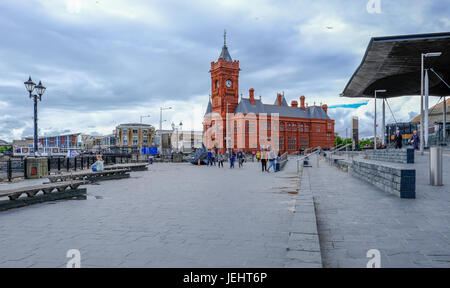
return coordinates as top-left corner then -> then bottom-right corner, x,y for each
394,130 -> 403,149
409,130 -> 419,150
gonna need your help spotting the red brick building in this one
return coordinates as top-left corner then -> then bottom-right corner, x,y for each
203,35 -> 335,154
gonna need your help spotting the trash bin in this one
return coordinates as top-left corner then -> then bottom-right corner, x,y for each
148,156 -> 153,165
429,146 -> 443,186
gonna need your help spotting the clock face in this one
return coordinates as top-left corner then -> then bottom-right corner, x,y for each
226,80 -> 232,88
216,80 -> 219,88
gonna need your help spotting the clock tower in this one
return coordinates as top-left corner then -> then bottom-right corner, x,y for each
210,31 -> 240,118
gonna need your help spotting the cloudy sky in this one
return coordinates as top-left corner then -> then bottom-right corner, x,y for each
0,0 -> 449,142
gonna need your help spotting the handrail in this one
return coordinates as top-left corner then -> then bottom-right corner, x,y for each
296,148 -> 321,173
327,143 -> 352,164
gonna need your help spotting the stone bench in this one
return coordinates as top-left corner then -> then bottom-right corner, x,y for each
350,159 -> 415,199
47,169 -> 130,183
104,163 -> 148,171
0,181 -> 86,211
363,148 -> 414,164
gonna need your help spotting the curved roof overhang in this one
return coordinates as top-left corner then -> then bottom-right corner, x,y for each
341,32 -> 450,99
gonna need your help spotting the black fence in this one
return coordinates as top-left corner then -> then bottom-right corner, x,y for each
0,154 -> 134,182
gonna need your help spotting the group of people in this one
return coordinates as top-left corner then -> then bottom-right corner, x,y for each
206,148 -> 281,172
255,147 -> 281,173
206,149 -> 245,169
393,129 -> 420,150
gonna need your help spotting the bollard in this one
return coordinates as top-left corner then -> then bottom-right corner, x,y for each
48,157 -> 51,173
24,158 -> 27,178
429,146 -> 443,186
67,157 -> 70,172
7,159 -> 12,182
58,157 -> 61,171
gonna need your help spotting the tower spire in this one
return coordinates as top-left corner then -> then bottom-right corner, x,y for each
224,29 -> 227,46
218,30 -> 232,62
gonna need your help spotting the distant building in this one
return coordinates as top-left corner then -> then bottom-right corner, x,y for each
100,134 -> 116,152
13,138 -> 34,155
13,133 -> 81,156
411,99 -> 450,143
170,130 -> 203,152
203,33 -> 335,153
114,123 -> 156,154
80,134 -> 103,152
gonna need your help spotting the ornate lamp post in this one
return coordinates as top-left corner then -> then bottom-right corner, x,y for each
24,76 -> 46,156
171,121 -> 183,152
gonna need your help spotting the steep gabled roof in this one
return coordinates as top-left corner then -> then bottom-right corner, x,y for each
273,95 -> 288,106
204,98 -> 212,116
234,98 -> 330,119
219,45 -> 232,62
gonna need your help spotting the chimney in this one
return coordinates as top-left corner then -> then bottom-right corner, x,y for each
291,100 -> 298,108
300,95 -> 306,110
277,93 -> 282,106
249,88 -> 255,105
322,104 -> 328,114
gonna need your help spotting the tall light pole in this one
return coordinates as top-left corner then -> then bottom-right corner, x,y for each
421,52 -> 442,153
24,77 -> 46,157
159,106 -> 172,154
374,89 -> 387,151
226,103 -> 231,155
139,115 -> 150,156
171,121 -> 183,152
160,107 -> 172,131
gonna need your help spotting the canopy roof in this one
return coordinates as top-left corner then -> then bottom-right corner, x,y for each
341,32 -> 450,99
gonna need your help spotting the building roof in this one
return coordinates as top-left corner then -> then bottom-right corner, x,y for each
204,99 -> 212,116
411,98 -> 450,123
118,123 -> 153,127
219,45 -> 232,62
234,98 -> 330,119
342,32 -> 450,99
0,139 -> 10,145
273,95 -> 288,106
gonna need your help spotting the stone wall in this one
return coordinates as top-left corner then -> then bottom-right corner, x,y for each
350,159 -> 415,199
363,148 -> 414,164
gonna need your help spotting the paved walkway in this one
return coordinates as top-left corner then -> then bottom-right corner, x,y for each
0,160 -> 310,268
307,154 -> 450,268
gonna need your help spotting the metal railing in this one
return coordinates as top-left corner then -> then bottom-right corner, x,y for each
296,146 -> 322,173
326,143 -> 352,165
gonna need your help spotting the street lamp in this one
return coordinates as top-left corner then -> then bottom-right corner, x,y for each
171,121 -> 183,152
421,52 -> 442,153
140,114 -> 151,124
139,114 -> 151,156
24,76 -> 46,156
160,107 -> 172,131
374,89 -> 387,151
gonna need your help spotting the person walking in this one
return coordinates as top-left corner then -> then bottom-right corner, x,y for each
275,152 -> 281,172
409,130 -> 420,150
229,151 -> 236,168
237,150 -> 244,168
206,150 -> 212,166
218,152 -> 224,168
256,151 -> 261,162
266,148 -> 276,173
260,149 -> 267,172
394,129 -> 403,149
211,150 -> 216,166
